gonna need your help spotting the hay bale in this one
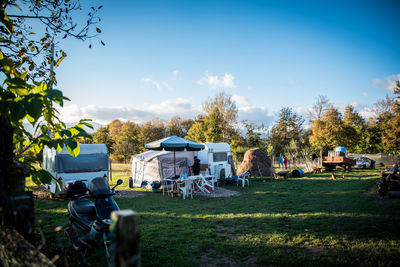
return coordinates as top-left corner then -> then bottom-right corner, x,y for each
237,148 -> 272,177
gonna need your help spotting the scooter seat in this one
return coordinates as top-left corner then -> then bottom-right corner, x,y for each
72,199 -> 96,215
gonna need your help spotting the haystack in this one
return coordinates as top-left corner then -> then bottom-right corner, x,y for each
237,148 -> 273,177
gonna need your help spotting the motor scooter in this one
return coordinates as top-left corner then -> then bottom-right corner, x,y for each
64,177 -> 123,261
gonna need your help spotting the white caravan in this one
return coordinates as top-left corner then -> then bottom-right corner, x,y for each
43,144 -> 109,194
195,142 -> 233,180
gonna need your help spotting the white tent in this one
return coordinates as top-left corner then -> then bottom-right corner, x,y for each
131,150 -> 195,188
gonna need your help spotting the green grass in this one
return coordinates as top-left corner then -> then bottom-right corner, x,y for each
30,167 -> 400,266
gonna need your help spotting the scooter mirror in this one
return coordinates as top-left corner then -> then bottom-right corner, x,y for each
116,179 -> 123,185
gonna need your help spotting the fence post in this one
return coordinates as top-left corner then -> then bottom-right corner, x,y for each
110,209 -> 141,267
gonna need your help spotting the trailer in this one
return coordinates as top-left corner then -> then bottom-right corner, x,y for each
322,147 -> 355,171
195,142 -> 234,183
43,144 -> 110,194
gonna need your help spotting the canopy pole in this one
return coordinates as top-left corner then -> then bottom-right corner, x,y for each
173,149 -> 176,177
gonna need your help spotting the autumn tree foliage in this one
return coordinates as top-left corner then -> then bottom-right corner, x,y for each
309,107 -> 356,152
0,0 -> 103,184
380,81 -> 400,154
203,92 -> 238,142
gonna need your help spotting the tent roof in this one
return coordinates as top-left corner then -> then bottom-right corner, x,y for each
132,150 -> 174,162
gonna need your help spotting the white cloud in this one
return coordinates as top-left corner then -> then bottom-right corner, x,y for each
197,73 -> 236,89
59,98 -> 201,125
237,106 -> 276,126
58,97 -> 279,128
362,92 -> 368,98
372,73 -> 400,93
358,106 -> 375,119
141,77 -> 169,90
148,98 -> 200,115
172,70 -> 180,77
231,95 -> 250,107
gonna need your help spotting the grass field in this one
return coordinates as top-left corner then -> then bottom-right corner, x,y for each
30,166 -> 400,266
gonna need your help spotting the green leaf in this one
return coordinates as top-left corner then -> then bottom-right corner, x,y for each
0,8 -> 14,34
62,129 -> 72,138
9,101 -> 26,122
55,139 -> 64,152
34,83 -> 47,93
65,139 -> 80,157
46,89 -> 63,103
37,169 -> 54,184
25,96 -> 43,122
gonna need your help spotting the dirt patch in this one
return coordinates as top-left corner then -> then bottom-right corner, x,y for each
114,189 -> 146,198
196,187 -> 240,198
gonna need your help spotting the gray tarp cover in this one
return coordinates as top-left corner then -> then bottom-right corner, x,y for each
51,154 -> 109,173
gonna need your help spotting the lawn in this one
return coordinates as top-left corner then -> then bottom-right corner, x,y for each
31,166 -> 400,266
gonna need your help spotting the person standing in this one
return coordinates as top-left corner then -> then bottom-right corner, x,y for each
192,156 -> 201,175
283,156 -> 287,169
278,154 -> 283,168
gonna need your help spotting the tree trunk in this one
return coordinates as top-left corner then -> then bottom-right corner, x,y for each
0,116 -> 35,243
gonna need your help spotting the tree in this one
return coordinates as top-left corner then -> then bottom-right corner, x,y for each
343,105 -> 364,152
113,121 -> 141,163
0,0 -> 102,185
308,95 -> 331,123
381,81 -> 400,154
186,116 -> 206,143
203,92 -> 238,141
269,107 -> 305,155
93,126 -> 114,153
204,107 -> 223,142
1,0 -> 103,83
309,107 -> 355,152
0,0 -> 102,240
139,118 -> 165,151
242,120 -> 266,148
165,116 -> 193,137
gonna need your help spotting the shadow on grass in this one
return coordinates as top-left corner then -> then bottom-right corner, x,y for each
34,168 -> 400,267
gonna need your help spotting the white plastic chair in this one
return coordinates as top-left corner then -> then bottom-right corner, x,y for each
177,180 -> 193,199
237,171 -> 250,187
207,174 -> 219,190
196,174 -> 213,193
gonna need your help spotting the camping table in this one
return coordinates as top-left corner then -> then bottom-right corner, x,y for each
163,177 -> 198,197
162,178 -> 179,197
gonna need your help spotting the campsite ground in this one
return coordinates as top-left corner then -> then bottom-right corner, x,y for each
29,165 -> 400,266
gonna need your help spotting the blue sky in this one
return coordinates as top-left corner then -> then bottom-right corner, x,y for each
56,0 -> 400,126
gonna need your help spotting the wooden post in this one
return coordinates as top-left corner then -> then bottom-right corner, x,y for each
110,210 -> 141,267
270,150 -> 274,179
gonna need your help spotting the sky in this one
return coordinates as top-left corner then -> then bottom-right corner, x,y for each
55,0 -> 400,127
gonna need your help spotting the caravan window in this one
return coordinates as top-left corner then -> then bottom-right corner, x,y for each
213,152 -> 227,162
53,154 -> 109,173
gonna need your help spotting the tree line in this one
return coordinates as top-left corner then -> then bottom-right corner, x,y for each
88,85 -> 400,163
